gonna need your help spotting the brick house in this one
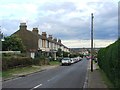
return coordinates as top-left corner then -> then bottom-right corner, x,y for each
13,23 -> 70,59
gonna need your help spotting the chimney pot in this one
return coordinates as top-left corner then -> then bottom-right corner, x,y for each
54,38 -> 57,42
48,35 -> 52,40
19,23 -> 27,30
42,32 -> 47,37
58,39 -> 61,43
32,28 -> 39,34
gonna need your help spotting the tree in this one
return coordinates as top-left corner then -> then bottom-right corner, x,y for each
56,48 -> 62,57
2,35 -> 26,52
63,51 -> 70,57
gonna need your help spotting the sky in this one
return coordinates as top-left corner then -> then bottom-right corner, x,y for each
0,0 -> 119,48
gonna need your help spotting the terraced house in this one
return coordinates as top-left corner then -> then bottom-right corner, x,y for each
13,23 -> 69,59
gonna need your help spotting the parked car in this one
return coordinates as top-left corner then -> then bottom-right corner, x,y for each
73,58 -> 77,63
61,58 -> 71,66
77,56 -> 82,61
70,58 -> 75,64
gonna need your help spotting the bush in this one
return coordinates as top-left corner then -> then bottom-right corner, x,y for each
2,53 -> 50,71
33,55 -> 50,66
97,39 -> 120,88
2,56 -> 32,70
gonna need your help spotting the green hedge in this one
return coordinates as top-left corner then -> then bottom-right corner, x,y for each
2,55 -> 50,71
33,57 -> 49,66
2,57 -> 33,70
97,39 -> 120,88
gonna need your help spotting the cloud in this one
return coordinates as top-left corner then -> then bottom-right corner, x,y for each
37,1 -> 118,40
62,39 -> 115,48
0,3 -> 38,20
0,0 -> 118,48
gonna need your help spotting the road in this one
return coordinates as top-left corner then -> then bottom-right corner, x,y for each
2,58 -> 88,89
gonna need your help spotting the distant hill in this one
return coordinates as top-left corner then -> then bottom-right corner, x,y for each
70,48 -> 102,51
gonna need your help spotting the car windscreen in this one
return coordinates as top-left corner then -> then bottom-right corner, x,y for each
62,58 -> 69,60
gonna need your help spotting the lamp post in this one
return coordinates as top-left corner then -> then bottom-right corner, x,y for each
91,13 -> 94,72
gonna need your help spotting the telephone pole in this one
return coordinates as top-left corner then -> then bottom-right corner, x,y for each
0,26 -> 4,41
91,13 -> 94,72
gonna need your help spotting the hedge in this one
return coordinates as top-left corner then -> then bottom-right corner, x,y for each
2,55 -> 50,71
97,39 -> 120,88
33,57 -> 49,66
2,57 -> 33,70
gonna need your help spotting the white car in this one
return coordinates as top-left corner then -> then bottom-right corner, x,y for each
61,58 -> 71,65
74,57 -> 79,63
70,58 -> 75,64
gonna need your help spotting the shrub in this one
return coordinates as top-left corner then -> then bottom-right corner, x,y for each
2,56 -> 32,70
33,55 -> 50,66
2,53 -> 50,71
97,39 -> 120,88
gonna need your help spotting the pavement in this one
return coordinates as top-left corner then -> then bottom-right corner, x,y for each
87,59 -> 108,88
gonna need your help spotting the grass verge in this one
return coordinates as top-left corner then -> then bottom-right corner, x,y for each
99,68 -> 114,88
93,62 -> 114,88
2,61 -> 60,80
49,61 -> 61,65
2,65 -> 41,79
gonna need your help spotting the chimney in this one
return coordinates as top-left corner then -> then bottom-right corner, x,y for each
48,35 -> 52,40
32,28 -> 39,35
58,39 -> 61,43
54,38 -> 57,42
19,23 -> 27,30
42,32 -> 47,37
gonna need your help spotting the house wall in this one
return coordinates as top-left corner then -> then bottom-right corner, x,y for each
38,39 -> 42,49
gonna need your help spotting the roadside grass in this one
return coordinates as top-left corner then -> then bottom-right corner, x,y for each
99,68 -> 114,88
49,61 -> 61,65
2,65 -> 41,79
2,61 -> 60,80
93,61 -> 114,88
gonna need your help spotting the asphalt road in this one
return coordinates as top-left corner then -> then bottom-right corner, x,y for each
2,57 -> 88,89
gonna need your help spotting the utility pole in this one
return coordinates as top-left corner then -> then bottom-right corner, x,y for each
94,43 -> 95,49
0,26 -> 2,40
91,13 -> 94,72
0,26 -> 4,41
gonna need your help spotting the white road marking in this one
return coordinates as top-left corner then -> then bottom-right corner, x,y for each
30,84 -> 42,90
47,76 -> 57,82
31,77 -> 56,90
33,84 -> 42,88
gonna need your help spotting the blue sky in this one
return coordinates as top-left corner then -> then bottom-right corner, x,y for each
0,0 -> 119,48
